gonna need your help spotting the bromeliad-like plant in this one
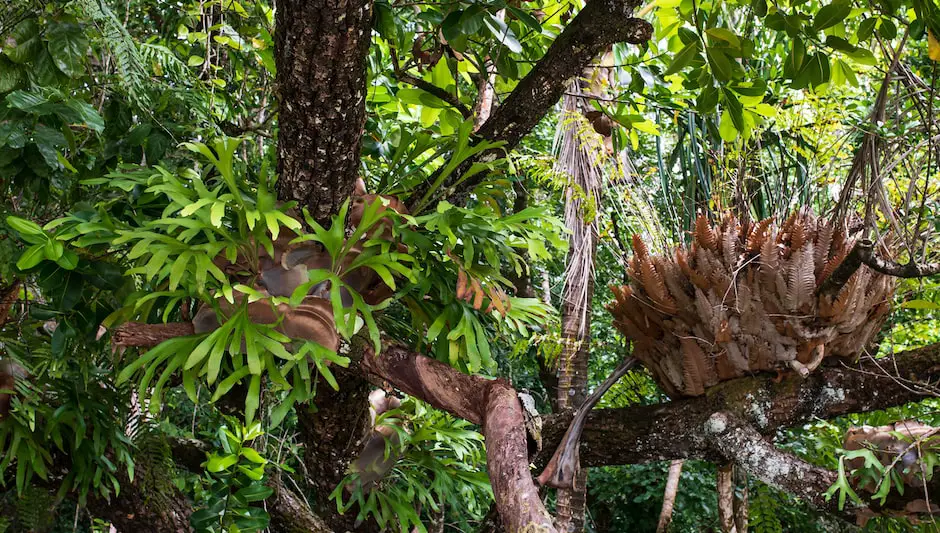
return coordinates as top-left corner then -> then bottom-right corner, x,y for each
607,210 -> 895,397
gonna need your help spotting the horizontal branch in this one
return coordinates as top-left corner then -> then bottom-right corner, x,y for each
819,240 -> 939,297
857,241 -> 940,278
112,321 -> 195,348
539,342 -> 940,468
110,321 -> 940,524
397,73 -> 473,119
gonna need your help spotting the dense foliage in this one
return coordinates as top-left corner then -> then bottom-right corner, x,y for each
0,0 -> 938,531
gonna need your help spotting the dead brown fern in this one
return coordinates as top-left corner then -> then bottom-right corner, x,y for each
606,211 -> 896,397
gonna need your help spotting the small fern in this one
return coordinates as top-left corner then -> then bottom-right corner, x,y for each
15,486 -> 55,533
749,483 -> 784,533
74,0 -> 152,106
133,426 -> 180,510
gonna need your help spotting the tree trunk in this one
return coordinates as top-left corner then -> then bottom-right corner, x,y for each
273,1 -> 376,528
274,0 -> 373,225
295,369 -> 374,531
554,83 -> 602,533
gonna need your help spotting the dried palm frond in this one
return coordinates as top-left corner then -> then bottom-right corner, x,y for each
606,211 -> 895,398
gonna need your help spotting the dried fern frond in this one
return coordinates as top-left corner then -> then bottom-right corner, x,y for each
606,211 -> 895,398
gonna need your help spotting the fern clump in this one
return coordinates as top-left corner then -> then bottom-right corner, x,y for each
607,211 -> 895,397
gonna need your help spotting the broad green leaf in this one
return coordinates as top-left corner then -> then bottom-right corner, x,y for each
7,215 -> 46,237
47,22 -> 89,77
901,299 -> 940,310
705,28 -> 741,47
2,19 -> 42,64
813,1 -> 851,31
706,47 -> 733,82
664,41 -> 700,76
16,244 -> 46,270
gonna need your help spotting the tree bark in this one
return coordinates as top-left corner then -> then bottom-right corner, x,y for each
274,0 -> 373,225
295,368 -> 374,531
272,1 -> 376,527
537,343 -> 940,468
360,342 -> 556,532
86,473 -> 193,533
717,463 -> 736,532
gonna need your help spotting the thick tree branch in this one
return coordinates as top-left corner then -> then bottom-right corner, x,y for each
407,1 -> 652,209
112,321 -> 195,348
274,0 -> 373,224
820,240 -> 939,297
110,320 -> 940,525
359,342 -> 555,533
703,412 -> 841,512
539,343 -> 940,468
857,241 -> 940,278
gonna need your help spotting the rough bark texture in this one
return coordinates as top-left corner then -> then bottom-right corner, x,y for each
717,463 -> 735,532
112,321 -> 195,348
268,477 -> 333,533
85,473 -> 193,533
274,0 -> 373,225
733,467 -> 748,533
360,342 -> 556,532
271,2 -> 377,528
473,2 -> 648,150
538,343 -> 940,468
408,3 -> 652,209
704,412 -> 841,513
295,368 -> 374,532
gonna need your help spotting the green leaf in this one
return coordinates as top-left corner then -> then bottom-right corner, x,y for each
825,36 -> 856,52
705,28 -> 741,47
16,244 -> 46,270
239,447 -> 267,465
813,1 -> 851,31
7,215 -> 46,238
878,18 -> 897,39
206,453 -> 239,472
46,22 -> 89,78
901,299 -> 940,310
244,374 -> 261,423
234,484 -> 273,503
719,110 -> 739,142
858,18 -> 877,40
0,57 -> 24,93
722,89 -> 745,131
55,249 -> 79,270
2,19 -> 42,64
32,124 -> 67,169
64,100 -> 105,133
6,90 -> 47,111
665,41 -> 700,76
483,14 -> 522,53
706,47 -> 734,82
